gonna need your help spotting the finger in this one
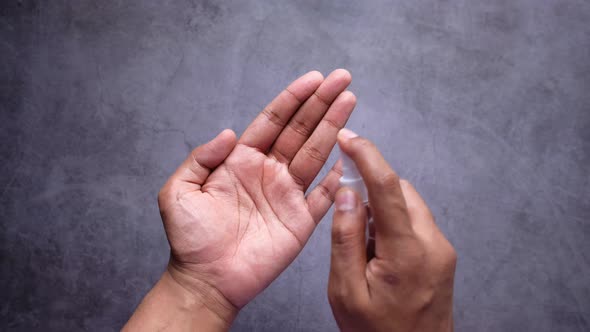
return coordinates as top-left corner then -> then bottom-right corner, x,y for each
337,129 -> 413,249
269,69 -> 352,164
174,129 -> 237,188
329,188 -> 368,302
239,71 -> 324,152
306,160 -> 342,223
399,179 -> 436,234
289,91 -> 356,190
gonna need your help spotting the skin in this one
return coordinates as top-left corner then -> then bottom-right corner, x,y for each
124,70 -> 457,331
328,129 -> 457,332
124,69 -> 356,331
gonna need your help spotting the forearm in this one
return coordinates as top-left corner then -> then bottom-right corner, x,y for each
123,267 -> 237,332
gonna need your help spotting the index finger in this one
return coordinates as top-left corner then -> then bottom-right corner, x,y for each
337,129 -> 413,249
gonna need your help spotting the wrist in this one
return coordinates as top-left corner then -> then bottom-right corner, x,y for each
165,262 -> 239,328
123,265 -> 238,331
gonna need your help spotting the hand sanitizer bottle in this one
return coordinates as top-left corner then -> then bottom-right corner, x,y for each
339,148 -> 374,243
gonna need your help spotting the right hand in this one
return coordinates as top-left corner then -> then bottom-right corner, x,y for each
328,129 -> 457,332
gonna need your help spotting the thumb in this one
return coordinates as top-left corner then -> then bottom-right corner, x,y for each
329,188 -> 368,302
175,129 -> 237,186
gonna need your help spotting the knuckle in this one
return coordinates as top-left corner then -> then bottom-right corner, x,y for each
323,117 -> 341,131
377,171 -> 400,190
271,146 -> 290,164
414,288 -> 436,313
331,225 -> 359,248
327,283 -> 349,309
432,237 -> 458,272
189,147 -> 205,170
331,217 -> 364,248
284,87 -> 304,103
327,284 -> 363,316
313,91 -> 331,106
262,106 -> 287,127
189,146 -> 199,159
289,117 -> 313,137
315,183 -> 333,203
303,144 -> 328,163
289,171 -> 306,188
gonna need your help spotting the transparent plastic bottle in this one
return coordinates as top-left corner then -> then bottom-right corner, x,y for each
339,149 -> 374,245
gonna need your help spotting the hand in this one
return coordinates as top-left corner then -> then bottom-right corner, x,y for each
158,70 -> 355,323
328,129 -> 457,332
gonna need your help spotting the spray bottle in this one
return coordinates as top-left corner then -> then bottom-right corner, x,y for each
339,148 -> 374,244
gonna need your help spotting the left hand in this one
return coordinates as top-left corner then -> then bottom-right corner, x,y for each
158,69 -> 355,321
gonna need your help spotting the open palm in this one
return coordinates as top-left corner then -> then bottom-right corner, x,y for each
158,70 -> 355,309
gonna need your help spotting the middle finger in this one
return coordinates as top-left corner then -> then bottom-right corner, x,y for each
268,69 -> 352,164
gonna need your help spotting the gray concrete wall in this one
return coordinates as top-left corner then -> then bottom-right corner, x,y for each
1,1 -> 589,331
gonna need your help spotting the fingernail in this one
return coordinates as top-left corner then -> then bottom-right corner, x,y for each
338,128 -> 358,141
335,189 -> 357,212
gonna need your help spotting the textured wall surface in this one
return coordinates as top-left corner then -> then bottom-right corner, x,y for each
1,1 -> 589,331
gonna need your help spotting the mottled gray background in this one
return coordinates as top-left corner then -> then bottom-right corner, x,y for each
1,0 -> 589,331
